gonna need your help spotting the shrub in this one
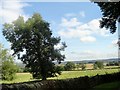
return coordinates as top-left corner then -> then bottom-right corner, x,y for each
55,65 -> 64,75
64,62 -> 76,71
0,44 -> 18,80
1,60 -> 18,80
94,61 -> 104,69
81,64 -> 86,71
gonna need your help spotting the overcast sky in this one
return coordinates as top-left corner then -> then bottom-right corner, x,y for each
0,0 -> 118,61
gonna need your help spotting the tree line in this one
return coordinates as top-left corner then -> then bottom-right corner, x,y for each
56,61 -> 120,71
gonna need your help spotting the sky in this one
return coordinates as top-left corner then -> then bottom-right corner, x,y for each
0,0 -> 118,61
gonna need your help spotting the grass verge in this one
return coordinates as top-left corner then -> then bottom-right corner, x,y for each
91,81 -> 120,90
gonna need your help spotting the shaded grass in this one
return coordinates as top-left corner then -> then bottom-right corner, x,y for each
91,81 -> 120,90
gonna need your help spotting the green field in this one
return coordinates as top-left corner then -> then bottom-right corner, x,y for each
0,73 -> 33,84
1,68 -> 120,84
48,69 -> 120,80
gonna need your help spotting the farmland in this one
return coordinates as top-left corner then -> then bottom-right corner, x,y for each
1,68 -> 119,84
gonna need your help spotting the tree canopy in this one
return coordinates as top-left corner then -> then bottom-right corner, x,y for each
2,13 -> 67,80
92,1 -> 120,33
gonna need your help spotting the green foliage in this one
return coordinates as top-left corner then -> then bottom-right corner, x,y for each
76,63 -> 82,70
93,63 -> 98,69
0,44 -> 18,81
55,65 -> 64,74
2,13 -> 67,80
23,67 -> 31,72
118,61 -> 120,66
81,64 -> 86,71
75,63 -> 86,70
64,62 -> 76,71
106,61 -> 119,66
94,61 -> 104,69
15,62 -> 26,73
2,61 -> 18,80
92,2 -> 120,33
58,65 -> 65,71
54,66 -> 61,75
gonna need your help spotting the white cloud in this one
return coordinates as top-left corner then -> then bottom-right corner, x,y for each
112,39 -> 118,45
65,11 -> 85,18
60,18 -> 82,28
87,19 -> 109,36
59,28 -> 92,38
80,36 -> 96,42
84,51 -> 118,60
0,0 -> 30,23
65,13 -> 76,17
58,18 -> 110,43
112,39 -> 118,47
66,50 -> 118,61
54,43 -> 63,49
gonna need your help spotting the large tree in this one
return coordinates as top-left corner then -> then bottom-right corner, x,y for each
91,1 -> 120,33
2,13 -> 66,80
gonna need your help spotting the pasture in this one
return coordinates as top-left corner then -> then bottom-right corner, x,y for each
1,68 -> 120,84
0,73 -> 33,84
48,68 -> 120,79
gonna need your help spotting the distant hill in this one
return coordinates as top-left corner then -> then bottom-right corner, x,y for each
56,58 -> 120,65
15,58 -> 120,66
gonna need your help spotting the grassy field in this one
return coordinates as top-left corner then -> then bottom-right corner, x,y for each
48,68 -> 120,79
0,73 -> 33,84
1,68 -> 120,84
104,66 -> 120,69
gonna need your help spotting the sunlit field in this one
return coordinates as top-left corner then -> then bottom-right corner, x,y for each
48,68 -> 120,80
1,68 -> 120,84
1,73 -> 33,84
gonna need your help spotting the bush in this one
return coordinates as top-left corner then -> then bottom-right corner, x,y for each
55,65 -> 64,75
23,67 -> 31,72
94,61 -> 104,69
93,63 -> 98,69
81,64 -> 86,71
0,44 -> 18,80
64,62 -> 76,71
2,60 -> 18,80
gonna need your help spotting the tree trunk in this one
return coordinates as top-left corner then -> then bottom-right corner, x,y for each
42,76 -> 47,80
41,64 -> 47,80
